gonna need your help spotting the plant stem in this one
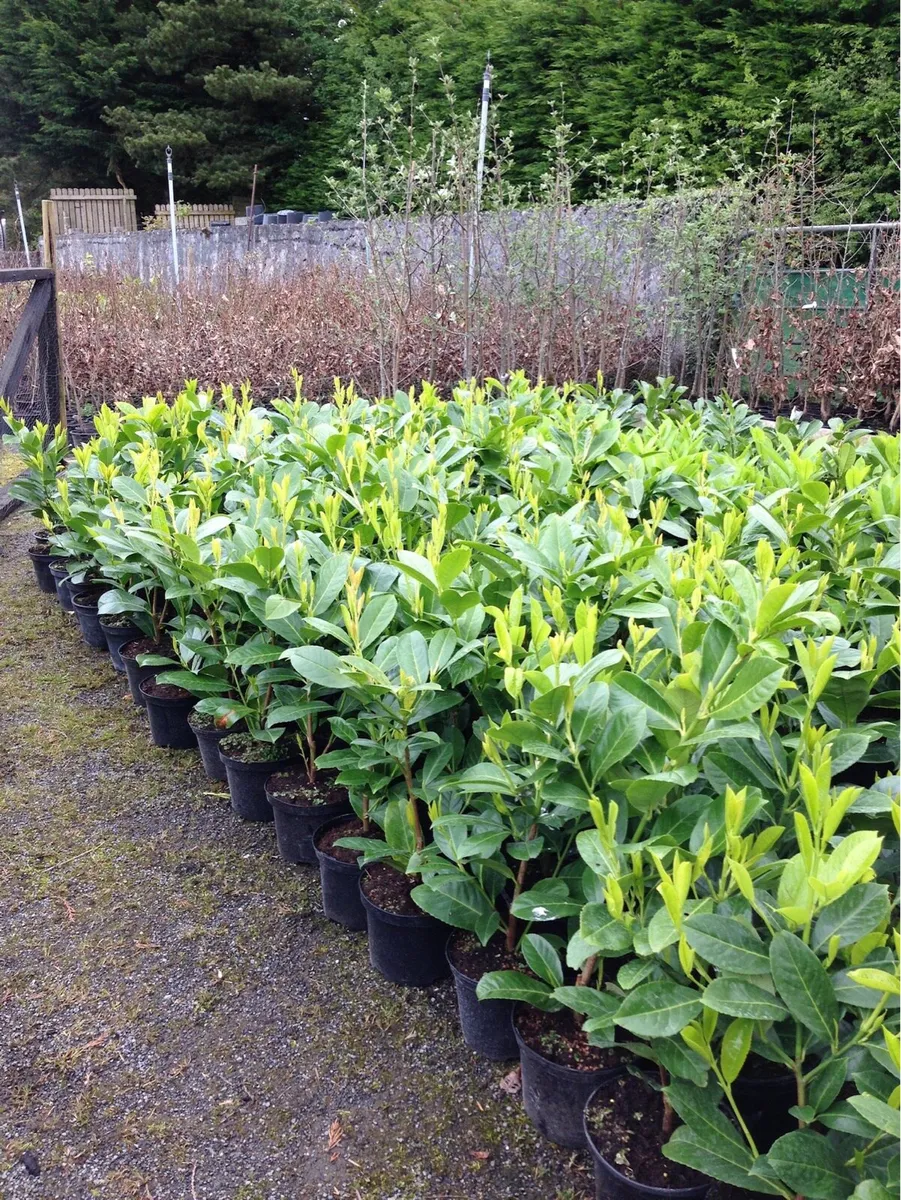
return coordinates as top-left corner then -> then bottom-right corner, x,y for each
506,822 -> 537,952
402,743 -> 424,852
305,711 -> 317,784
659,1066 -> 675,1139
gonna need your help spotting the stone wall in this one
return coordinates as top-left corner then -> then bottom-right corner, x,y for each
52,220 -> 369,285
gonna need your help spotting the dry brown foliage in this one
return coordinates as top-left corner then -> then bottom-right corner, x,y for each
0,241 -> 897,427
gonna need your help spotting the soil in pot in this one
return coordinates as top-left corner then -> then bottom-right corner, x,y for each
100,614 -> 142,673
219,733 -> 297,823
27,546 -> 58,594
120,638 -> 175,707
72,589 -> 110,649
360,863 -> 450,986
139,679 -> 198,750
514,1004 -> 626,1150
447,931 -> 524,1060
187,710 -> 243,782
584,1072 -> 709,1199
265,769 -> 351,864
313,815 -> 378,930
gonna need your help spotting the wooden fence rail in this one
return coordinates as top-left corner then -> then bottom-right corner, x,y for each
0,268 -> 64,430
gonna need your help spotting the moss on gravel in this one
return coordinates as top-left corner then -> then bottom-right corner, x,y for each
0,509 -> 592,1200
0,446 -> 21,486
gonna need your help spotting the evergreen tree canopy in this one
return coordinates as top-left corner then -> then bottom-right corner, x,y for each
0,0 -> 895,220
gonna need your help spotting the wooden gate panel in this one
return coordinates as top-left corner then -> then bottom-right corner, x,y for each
50,188 -> 137,234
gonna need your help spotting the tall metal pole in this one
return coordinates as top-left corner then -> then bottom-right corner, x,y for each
247,163 -> 258,250
165,146 -> 180,287
469,55 -> 492,290
13,180 -> 31,266
475,55 -> 492,208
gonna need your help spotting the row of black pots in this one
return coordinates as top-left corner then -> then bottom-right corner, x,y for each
35,547 -> 785,1199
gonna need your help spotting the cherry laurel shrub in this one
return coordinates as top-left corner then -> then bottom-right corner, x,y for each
3,375 -> 898,1196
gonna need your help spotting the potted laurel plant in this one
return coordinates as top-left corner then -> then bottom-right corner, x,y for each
467,654 -> 654,1141
0,405 -> 70,593
637,761 -> 898,1200
285,623 -> 472,986
418,590 -> 628,1060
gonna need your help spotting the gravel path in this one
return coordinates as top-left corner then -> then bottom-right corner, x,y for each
0,510 -> 591,1200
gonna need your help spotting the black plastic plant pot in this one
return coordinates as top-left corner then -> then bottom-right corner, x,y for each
265,777 -> 351,865
731,1065 -> 797,1152
28,548 -> 58,594
360,876 -> 449,987
71,590 -> 109,649
514,1006 -> 625,1150
583,1084 -> 709,1200
447,948 -> 519,1060
120,640 -> 174,707
219,748 -> 296,822
100,617 -> 142,673
188,716 -> 232,782
139,680 -> 198,750
49,561 -> 77,611
313,816 -> 367,931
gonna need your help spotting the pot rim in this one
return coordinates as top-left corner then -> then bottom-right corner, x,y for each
71,591 -> 106,609
119,640 -> 175,662
219,747 -> 299,773
312,813 -> 366,869
358,871 -> 439,929
99,614 -> 141,630
512,1002 -> 630,1081
138,677 -> 195,705
264,779 -> 351,816
187,713 -> 234,736
445,932 -> 503,988
582,1080 -> 709,1199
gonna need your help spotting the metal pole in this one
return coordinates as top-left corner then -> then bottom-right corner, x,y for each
13,180 -> 31,266
475,55 -> 492,208
165,145 -> 180,287
469,55 -> 492,289
247,163 -> 258,250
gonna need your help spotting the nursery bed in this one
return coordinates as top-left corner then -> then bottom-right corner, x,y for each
0,510 -> 590,1200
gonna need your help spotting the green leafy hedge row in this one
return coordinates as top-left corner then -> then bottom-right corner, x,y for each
4,374 -> 899,1197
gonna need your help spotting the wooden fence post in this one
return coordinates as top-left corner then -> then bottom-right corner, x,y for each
41,200 -> 53,267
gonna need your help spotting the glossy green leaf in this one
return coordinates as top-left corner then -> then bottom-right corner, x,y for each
812,884 -> 891,952
707,657 -> 784,722
358,593 -> 397,649
475,970 -> 557,1011
590,707 -> 648,776
720,1018 -> 753,1084
282,645 -> 351,690
683,914 -> 769,974
701,979 -> 788,1021
521,934 -> 564,988
615,981 -> 702,1038
770,931 -> 838,1045
763,1130 -> 854,1200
